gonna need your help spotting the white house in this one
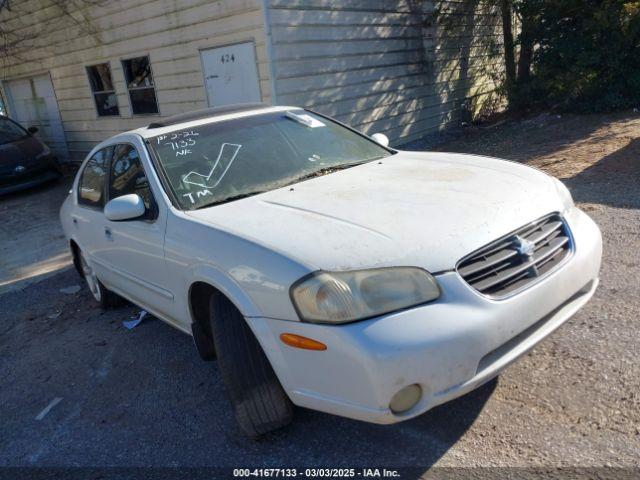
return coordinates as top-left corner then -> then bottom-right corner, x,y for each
0,0 -> 505,161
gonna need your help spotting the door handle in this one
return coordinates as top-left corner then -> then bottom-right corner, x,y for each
72,218 -> 78,225
104,227 -> 112,238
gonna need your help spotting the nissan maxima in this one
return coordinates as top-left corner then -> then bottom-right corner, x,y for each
60,104 -> 602,437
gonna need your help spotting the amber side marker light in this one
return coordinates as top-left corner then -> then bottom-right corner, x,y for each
280,333 -> 327,351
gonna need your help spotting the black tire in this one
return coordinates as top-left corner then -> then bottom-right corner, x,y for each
208,293 -> 294,438
95,280 -> 123,309
51,157 -> 64,175
78,249 -> 123,309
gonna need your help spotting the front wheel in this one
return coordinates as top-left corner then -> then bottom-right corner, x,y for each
208,293 -> 294,438
78,250 -> 122,309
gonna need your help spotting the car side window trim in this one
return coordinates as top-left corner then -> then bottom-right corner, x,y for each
142,138 -> 182,210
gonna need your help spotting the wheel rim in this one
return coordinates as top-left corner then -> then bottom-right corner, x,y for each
80,252 -> 101,302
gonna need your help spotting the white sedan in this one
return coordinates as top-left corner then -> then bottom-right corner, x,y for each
60,104 -> 602,437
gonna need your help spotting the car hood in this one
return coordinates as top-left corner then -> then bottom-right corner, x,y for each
186,151 -> 564,273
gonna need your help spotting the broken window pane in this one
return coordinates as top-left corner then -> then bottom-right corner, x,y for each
87,63 -> 115,92
86,63 -> 119,117
122,56 -> 159,115
93,92 -> 119,117
122,56 -> 154,88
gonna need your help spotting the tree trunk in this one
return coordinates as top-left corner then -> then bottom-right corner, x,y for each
501,0 -> 516,87
517,16 -> 535,84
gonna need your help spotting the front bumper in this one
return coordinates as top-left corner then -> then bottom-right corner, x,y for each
0,156 -> 62,195
248,207 -> 602,424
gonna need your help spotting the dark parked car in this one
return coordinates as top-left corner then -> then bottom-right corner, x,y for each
0,115 -> 62,195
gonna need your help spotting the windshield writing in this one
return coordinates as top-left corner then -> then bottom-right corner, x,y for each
148,111 -> 391,210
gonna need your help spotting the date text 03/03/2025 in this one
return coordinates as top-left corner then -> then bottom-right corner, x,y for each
232,468 -> 401,478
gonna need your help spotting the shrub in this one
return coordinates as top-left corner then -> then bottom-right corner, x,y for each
513,0 -> 640,112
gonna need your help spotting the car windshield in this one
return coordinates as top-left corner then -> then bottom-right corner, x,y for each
147,110 -> 392,210
0,117 -> 28,146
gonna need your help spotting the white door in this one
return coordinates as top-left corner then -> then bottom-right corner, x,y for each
4,74 -> 69,159
99,140 -> 175,323
200,42 -> 262,107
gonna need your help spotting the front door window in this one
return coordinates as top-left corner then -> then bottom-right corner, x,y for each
109,144 -> 153,211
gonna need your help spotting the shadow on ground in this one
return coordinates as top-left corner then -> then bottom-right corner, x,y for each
0,268 -> 494,473
429,110 -> 640,211
563,137 -> 640,209
0,176 -> 73,294
431,112 -> 635,160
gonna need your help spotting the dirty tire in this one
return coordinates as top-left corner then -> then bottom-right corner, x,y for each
96,280 -> 123,309
209,293 -> 294,438
79,249 -> 122,309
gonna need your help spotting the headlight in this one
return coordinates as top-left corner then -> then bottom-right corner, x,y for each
290,267 -> 440,324
553,177 -> 574,213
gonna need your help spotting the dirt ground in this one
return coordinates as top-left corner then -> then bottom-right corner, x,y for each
0,111 -> 639,476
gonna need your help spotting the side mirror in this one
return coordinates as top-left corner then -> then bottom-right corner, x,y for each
371,132 -> 389,147
27,126 -> 39,135
104,194 -> 146,221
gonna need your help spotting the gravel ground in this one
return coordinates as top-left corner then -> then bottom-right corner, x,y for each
0,111 -> 638,477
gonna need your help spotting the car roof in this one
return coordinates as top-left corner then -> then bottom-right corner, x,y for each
130,104 -> 300,139
146,102 -> 269,128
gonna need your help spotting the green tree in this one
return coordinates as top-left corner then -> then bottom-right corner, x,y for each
503,0 -> 640,112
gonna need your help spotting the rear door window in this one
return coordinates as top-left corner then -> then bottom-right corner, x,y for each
108,144 -> 153,210
78,147 -> 113,208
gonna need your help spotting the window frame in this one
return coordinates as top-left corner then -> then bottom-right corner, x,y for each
77,146 -> 114,210
120,55 -> 160,116
106,142 -> 159,222
85,62 -> 120,118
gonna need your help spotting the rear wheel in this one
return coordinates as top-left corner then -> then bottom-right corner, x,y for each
208,293 -> 294,438
79,250 -> 122,309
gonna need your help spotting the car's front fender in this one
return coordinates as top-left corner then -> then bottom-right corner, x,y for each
167,210 -> 311,323
187,263 -> 263,319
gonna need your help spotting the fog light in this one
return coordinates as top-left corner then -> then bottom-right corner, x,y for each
389,384 -> 422,414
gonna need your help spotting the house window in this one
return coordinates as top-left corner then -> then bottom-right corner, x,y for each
86,63 -> 119,117
121,56 -> 159,115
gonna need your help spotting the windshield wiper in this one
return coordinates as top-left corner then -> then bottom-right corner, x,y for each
194,190 -> 267,209
192,159 -> 378,210
290,160 -> 371,184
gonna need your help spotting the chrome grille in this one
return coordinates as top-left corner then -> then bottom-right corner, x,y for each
457,214 -> 573,298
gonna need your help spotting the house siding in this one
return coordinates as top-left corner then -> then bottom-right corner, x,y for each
0,0 -> 506,158
0,0 -> 270,160
267,0 -> 505,145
